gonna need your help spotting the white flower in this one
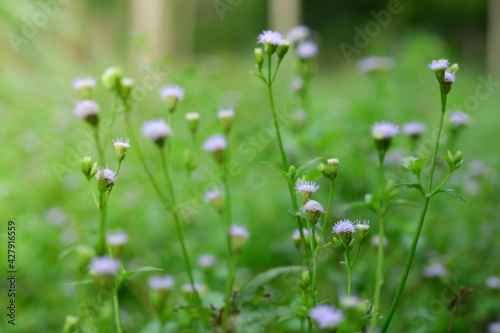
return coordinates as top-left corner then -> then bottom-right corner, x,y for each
339,295 -> 360,308
230,225 -> 249,240
72,77 -> 96,90
112,137 -> 130,149
403,122 -> 426,136
159,85 -> 184,100
333,219 -> 356,234
286,25 -> 310,43
293,109 -> 307,122
290,77 -> 304,91
141,119 -> 172,141
295,180 -> 319,195
489,322 -> 500,333
355,220 -> 370,232
296,41 -> 318,59
422,263 -> 447,278
257,30 -> 285,45
292,228 -> 309,241
203,134 -> 227,152
185,112 -> 200,121
372,121 -> 399,139
486,276 -> 500,289
444,70 -> 456,83
309,304 -> 344,329
106,230 -> 128,246
148,275 -> 175,291
356,56 -> 395,73
182,282 -> 206,294
204,188 -> 223,203
449,111 -> 471,126
121,78 -> 134,87
95,167 -> 117,184
198,254 -> 216,268
217,106 -> 235,119
74,99 -> 100,119
301,200 -> 325,213
89,256 -> 121,276
428,59 -> 450,71
371,235 -> 388,248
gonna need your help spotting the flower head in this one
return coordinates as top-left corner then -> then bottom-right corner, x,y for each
403,122 -> 426,137
339,295 -> 361,309
444,70 -> 456,83
309,304 -> 344,329
371,235 -> 388,248
159,85 -> 185,101
182,282 -> 206,294
203,134 -> 227,153
372,121 -> 399,140
198,254 -> 216,268
74,100 -> 100,125
428,59 -> 450,71
292,228 -> 310,242
286,25 -> 310,43
95,167 -> 117,185
204,188 -> 223,203
296,41 -> 319,59
113,137 -> 130,150
72,76 -> 96,90
106,230 -> 128,246
422,263 -> 447,278
89,256 -> 121,276
186,112 -> 200,121
257,30 -> 285,45
449,111 -> 471,127
148,275 -> 175,291
486,276 -> 500,290
356,56 -> 395,73
141,119 -> 172,147
489,322 -> 500,333
217,106 -> 235,119
230,225 -> 250,252
355,220 -> 370,231
295,180 -> 319,195
301,200 -> 325,213
290,77 -> 304,91
332,219 -> 357,235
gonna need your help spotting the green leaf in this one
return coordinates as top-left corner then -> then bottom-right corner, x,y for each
338,201 -> 369,211
305,168 -> 323,181
120,266 -> 163,283
434,189 -> 466,203
296,157 -> 324,176
403,156 -> 428,176
288,209 -> 307,219
397,183 -> 425,196
238,266 -> 305,303
66,279 -> 93,286
249,70 -> 266,83
389,199 -> 419,207
261,162 -> 291,184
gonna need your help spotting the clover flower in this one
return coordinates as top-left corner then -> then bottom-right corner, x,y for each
449,111 -> 471,127
372,121 -> 399,140
89,256 -> 121,276
159,85 -> 185,101
148,275 -> 175,291
403,122 -> 426,136
428,59 -> 450,71
197,254 -> 216,268
296,41 -> 319,59
72,76 -> 96,90
333,219 -> 357,235
257,30 -> 285,45
141,118 -> 172,147
286,25 -> 310,43
422,263 -> 447,278
356,56 -> 395,73
309,304 -> 344,329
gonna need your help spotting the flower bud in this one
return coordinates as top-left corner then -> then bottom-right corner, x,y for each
205,189 -> 224,215
217,107 -> 235,134
62,315 -> 78,333
203,134 -> 227,165
277,40 -> 290,58
159,85 -> 185,113
119,78 -> 134,101
319,158 -> 339,179
81,156 -> 93,179
288,165 -> 297,178
300,270 -> 311,290
72,77 -> 96,99
101,67 -> 123,92
301,200 -> 325,225
112,137 -> 130,162
355,220 -> 370,243
293,228 -> 309,249
183,149 -> 198,173
185,112 -> 200,134
448,63 -> 459,73
230,225 -> 249,253
76,244 -> 95,273
89,256 -> 121,289
254,48 -> 264,69
106,230 -> 128,258
149,275 -> 175,315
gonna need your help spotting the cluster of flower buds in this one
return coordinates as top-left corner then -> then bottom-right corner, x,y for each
428,59 -> 458,95
441,150 -> 463,171
254,30 -> 290,72
81,156 -> 98,180
318,158 -> 339,179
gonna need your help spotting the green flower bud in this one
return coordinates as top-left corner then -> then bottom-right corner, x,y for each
300,270 -> 311,290
119,77 -> 134,101
81,156 -> 93,179
277,41 -> 290,58
254,48 -> 264,69
448,63 -> 459,73
112,138 -> 130,162
217,107 -> 235,134
319,158 -> 339,179
62,315 -> 78,333
264,42 -> 277,56
185,112 -> 200,134
288,165 -> 297,178
183,149 -> 198,173
101,67 -> 123,92
75,244 -> 95,273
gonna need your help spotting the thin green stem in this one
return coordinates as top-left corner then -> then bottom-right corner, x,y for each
382,87 -> 447,333
112,287 -> 123,333
94,126 -> 106,166
97,191 -> 107,255
345,247 -> 352,297
429,171 -> 452,197
87,179 -> 99,209
104,161 -> 122,207
350,242 -> 363,267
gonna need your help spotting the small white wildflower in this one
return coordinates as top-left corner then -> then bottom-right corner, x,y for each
301,200 -> 325,213
355,220 -> 370,232
372,121 -> 399,140
121,78 -> 134,87
204,188 -> 222,203
403,122 -> 426,136
309,304 -> 344,329
286,25 -> 310,43
371,235 -> 388,248
182,282 -> 206,294
185,112 -> 200,121
295,180 -> 319,195
257,30 -> 285,45
356,56 -> 395,73
422,263 -> 447,278
489,322 -> 500,333
95,167 -> 117,184
486,276 -> 500,290
290,77 -> 304,91
203,134 -> 227,152
197,254 -> 216,268
159,85 -> 184,101
141,119 -> 172,141
89,257 -> 121,276
106,230 -> 128,246
112,137 -> 130,149
293,109 -> 307,123
74,99 -> 100,120
148,275 -> 175,291
333,219 -> 357,234
444,70 -> 456,83
296,41 -> 319,59
428,59 -> 450,71
449,111 -> 471,127
292,228 -> 309,242
217,106 -> 235,119
230,225 -> 249,240
340,295 -> 360,309
72,77 -> 96,90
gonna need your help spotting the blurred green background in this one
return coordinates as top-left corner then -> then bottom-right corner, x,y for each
0,0 -> 499,332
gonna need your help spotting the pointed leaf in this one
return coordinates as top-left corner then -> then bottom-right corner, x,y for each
66,279 -> 93,286
289,209 -> 307,219
296,157 -> 324,175
305,168 -> 323,182
389,199 -> 419,207
403,156 -> 428,176
120,266 -> 163,282
434,189 -> 466,203
338,201 -> 369,211
396,183 -> 425,196
261,162 -> 291,184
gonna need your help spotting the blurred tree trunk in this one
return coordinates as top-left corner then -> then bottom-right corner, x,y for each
487,0 -> 500,77
176,0 -> 198,59
269,0 -> 302,34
